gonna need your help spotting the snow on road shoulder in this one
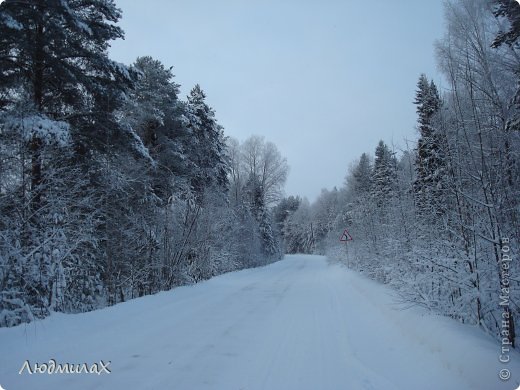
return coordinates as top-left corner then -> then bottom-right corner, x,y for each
0,255 -> 518,390
333,260 -> 520,390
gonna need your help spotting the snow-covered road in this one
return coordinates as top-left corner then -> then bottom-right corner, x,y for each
1,255 -> 519,390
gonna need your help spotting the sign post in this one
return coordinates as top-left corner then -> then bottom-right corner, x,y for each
339,229 -> 353,267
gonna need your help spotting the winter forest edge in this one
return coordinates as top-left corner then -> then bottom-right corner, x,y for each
0,0 -> 519,350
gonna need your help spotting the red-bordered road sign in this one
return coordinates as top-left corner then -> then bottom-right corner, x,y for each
339,229 -> 353,242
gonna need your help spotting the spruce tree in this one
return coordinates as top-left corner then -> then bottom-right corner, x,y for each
244,174 -> 279,258
352,153 -> 373,195
492,0 -> 520,137
371,140 -> 397,208
412,75 -> 447,218
185,85 -> 229,200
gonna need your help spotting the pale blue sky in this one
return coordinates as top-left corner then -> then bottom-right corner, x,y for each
109,0 -> 445,202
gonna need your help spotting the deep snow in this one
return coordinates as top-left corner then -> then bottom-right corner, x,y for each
0,255 -> 519,390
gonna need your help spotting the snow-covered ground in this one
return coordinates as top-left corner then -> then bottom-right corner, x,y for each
0,254 -> 518,390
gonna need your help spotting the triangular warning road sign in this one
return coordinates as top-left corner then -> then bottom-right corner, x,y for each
339,229 -> 353,242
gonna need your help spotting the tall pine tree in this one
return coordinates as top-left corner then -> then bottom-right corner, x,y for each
0,0 -> 134,210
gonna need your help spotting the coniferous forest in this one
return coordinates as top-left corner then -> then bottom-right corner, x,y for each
0,0 -> 287,327
0,0 -> 519,352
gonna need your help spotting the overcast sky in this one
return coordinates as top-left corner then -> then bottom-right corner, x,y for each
109,0 -> 445,202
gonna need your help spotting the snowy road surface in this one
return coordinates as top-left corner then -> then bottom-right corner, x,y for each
1,255 -> 519,390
